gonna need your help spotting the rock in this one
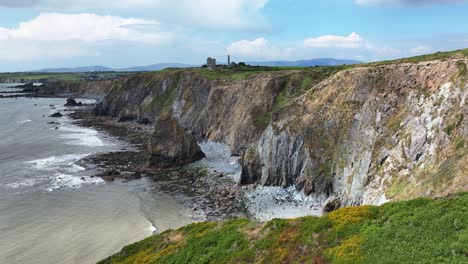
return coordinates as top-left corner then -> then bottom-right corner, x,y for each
101,176 -> 115,182
49,112 -> 63,118
96,169 -> 121,182
133,171 -> 142,179
148,113 -> 205,167
64,98 -> 83,107
323,197 -> 341,213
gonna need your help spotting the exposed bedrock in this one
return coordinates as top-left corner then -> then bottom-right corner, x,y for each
148,114 -> 205,167
241,60 -> 468,206
72,59 -> 467,207
95,70 -> 290,155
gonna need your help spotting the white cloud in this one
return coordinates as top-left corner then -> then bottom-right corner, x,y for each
227,35 -> 437,63
355,0 -> 468,6
0,12 -> 175,62
0,13 -> 168,44
0,0 -> 269,31
303,32 -> 363,48
227,37 -> 291,60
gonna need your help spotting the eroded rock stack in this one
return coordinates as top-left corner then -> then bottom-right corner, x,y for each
148,113 -> 205,167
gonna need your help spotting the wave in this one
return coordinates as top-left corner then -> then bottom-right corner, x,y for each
28,154 -> 90,172
18,119 -> 32,124
5,178 -> 40,189
58,125 -> 106,147
47,173 -> 104,192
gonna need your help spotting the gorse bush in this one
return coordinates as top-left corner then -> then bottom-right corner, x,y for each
99,193 -> 468,264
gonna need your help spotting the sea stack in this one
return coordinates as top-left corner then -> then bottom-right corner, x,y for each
148,113 -> 205,167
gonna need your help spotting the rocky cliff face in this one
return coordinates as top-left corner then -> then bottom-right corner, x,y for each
95,70 -> 292,155
36,79 -> 116,98
88,59 -> 466,206
242,60 -> 467,206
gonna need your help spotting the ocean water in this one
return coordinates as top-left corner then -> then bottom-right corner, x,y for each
0,84 -> 192,264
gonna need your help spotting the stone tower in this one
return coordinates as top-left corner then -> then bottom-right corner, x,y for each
207,57 -> 216,70
228,55 -> 231,67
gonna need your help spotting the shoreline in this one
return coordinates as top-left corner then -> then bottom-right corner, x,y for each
1,82 -> 329,222
68,105 -> 247,222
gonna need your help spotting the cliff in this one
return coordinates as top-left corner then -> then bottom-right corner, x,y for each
242,59 -> 467,206
34,50 -> 467,208
94,66 -> 351,155
91,56 -> 466,207
36,79 -> 116,98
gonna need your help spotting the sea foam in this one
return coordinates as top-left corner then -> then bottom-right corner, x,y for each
47,173 -> 104,192
29,154 -> 90,172
59,125 -> 105,147
5,178 -> 40,189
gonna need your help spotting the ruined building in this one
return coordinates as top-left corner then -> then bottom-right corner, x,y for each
207,57 -> 216,70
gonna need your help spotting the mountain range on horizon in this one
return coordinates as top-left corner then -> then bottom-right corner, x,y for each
32,58 -> 361,73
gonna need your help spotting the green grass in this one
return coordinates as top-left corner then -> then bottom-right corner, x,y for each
190,66 -> 283,81
363,48 -> 468,66
149,72 -> 181,114
455,137 -> 465,151
99,192 -> 468,264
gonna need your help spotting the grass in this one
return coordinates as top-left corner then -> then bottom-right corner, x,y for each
363,48 -> 468,66
149,72 -> 181,114
191,66 -> 284,81
99,192 -> 468,264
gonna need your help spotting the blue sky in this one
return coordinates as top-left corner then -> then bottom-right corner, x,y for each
0,0 -> 467,71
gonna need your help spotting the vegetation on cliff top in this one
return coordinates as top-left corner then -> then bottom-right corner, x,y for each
2,48 -> 467,84
364,48 -> 468,66
99,192 -> 468,264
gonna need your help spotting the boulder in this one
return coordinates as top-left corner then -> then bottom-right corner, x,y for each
64,98 -> 83,107
323,197 -> 341,213
49,112 -> 63,118
96,169 -> 121,181
149,114 -> 205,167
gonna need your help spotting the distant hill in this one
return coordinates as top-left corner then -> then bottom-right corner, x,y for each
247,58 -> 361,67
115,63 -> 196,72
35,63 -> 197,73
33,59 -> 361,73
36,66 -> 113,73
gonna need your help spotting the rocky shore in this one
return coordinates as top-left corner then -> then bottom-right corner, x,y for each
68,104 -> 246,221
3,52 -> 466,223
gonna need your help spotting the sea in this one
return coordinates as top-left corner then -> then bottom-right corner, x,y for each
0,84 -> 192,264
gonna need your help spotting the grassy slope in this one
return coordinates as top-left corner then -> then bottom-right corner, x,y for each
363,48 -> 468,66
99,193 -> 467,264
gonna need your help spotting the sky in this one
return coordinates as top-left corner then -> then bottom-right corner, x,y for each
0,0 -> 467,71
